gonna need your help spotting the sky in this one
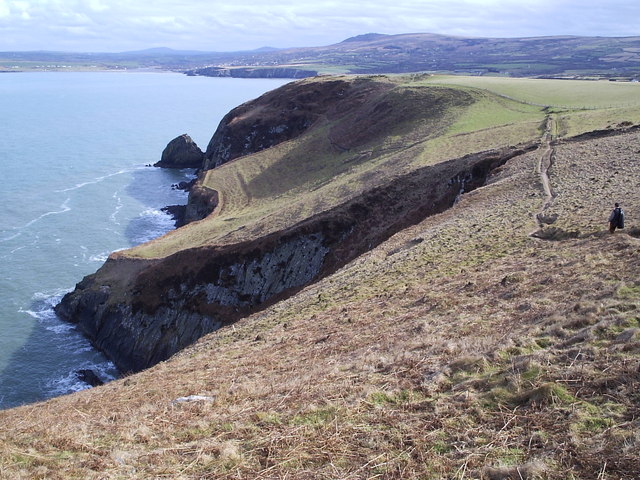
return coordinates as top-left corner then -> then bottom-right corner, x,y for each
0,0 -> 638,52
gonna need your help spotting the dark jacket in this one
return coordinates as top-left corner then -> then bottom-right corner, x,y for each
609,207 -> 625,228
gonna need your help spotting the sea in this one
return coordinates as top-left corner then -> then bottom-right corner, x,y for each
0,71 -> 288,409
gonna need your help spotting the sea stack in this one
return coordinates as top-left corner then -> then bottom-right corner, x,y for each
154,133 -> 204,168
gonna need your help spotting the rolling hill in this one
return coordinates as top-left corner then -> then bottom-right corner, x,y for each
1,74 -> 640,479
2,33 -> 640,79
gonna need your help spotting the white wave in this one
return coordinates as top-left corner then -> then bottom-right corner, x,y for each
46,371 -> 92,396
132,208 -> 175,240
90,361 -> 118,382
46,360 -> 118,396
18,308 -> 39,320
32,288 -> 71,304
45,322 -> 76,334
141,207 -> 167,217
0,231 -> 22,243
55,168 -> 133,193
18,306 -> 74,333
110,191 -> 123,224
20,288 -> 73,331
72,344 -> 94,354
89,252 -> 110,263
4,236 -> 40,259
9,244 -> 27,255
18,310 -> 71,334
78,245 -> 108,263
21,197 -> 72,229
58,335 -> 94,354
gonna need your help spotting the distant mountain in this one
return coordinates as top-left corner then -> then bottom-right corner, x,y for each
251,46 -> 281,52
340,33 -> 390,43
185,32 -> 640,79
2,32 -> 640,78
119,46 -> 282,56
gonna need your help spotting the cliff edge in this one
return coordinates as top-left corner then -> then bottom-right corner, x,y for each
8,75 -> 640,480
56,75 -> 543,373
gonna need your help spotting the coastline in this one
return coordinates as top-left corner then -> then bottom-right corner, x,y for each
0,72 -> 288,408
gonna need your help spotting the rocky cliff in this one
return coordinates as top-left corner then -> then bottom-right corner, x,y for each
55,142 -> 533,373
55,76 -> 540,373
200,78 -> 375,171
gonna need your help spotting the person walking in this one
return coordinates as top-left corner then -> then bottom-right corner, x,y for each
609,203 -> 625,233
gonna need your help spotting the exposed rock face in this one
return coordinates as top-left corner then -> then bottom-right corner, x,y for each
196,234 -> 329,308
55,144 -> 534,373
154,134 -> 204,169
56,231 -> 332,373
161,204 -> 187,228
183,184 -> 220,224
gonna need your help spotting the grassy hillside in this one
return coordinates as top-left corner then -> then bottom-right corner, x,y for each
126,75 -> 544,259
127,75 -> 639,259
1,76 -> 639,479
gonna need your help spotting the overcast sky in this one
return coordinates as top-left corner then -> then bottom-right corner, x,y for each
0,0 -> 638,52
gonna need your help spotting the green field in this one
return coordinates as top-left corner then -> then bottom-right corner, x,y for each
427,75 -> 640,109
427,75 -> 640,137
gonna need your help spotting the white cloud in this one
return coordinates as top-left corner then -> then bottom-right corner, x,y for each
86,0 -> 108,12
0,0 -> 638,52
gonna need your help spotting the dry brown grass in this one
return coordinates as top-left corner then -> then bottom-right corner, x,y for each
544,129 -> 640,236
1,122 -> 639,478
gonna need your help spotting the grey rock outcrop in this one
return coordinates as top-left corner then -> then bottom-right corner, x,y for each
56,232 -> 331,373
76,369 -> 104,387
154,134 -> 204,169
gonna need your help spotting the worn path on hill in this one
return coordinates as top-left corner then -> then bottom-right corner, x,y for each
532,115 -> 557,233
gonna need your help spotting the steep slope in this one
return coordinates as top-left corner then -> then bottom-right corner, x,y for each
54,75 -> 640,378
56,75 -> 545,373
1,119 -> 639,479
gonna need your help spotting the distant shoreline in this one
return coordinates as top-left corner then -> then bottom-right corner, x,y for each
0,67 -> 176,73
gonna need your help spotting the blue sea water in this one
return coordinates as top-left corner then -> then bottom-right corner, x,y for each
0,72 -> 288,409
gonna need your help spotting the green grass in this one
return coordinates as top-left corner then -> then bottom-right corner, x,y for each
368,389 -> 425,406
616,283 -> 640,299
572,414 -> 614,434
558,105 -> 640,136
291,407 -> 337,426
427,75 -> 640,109
441,89 -> 543,136
424,75 -> 640,140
